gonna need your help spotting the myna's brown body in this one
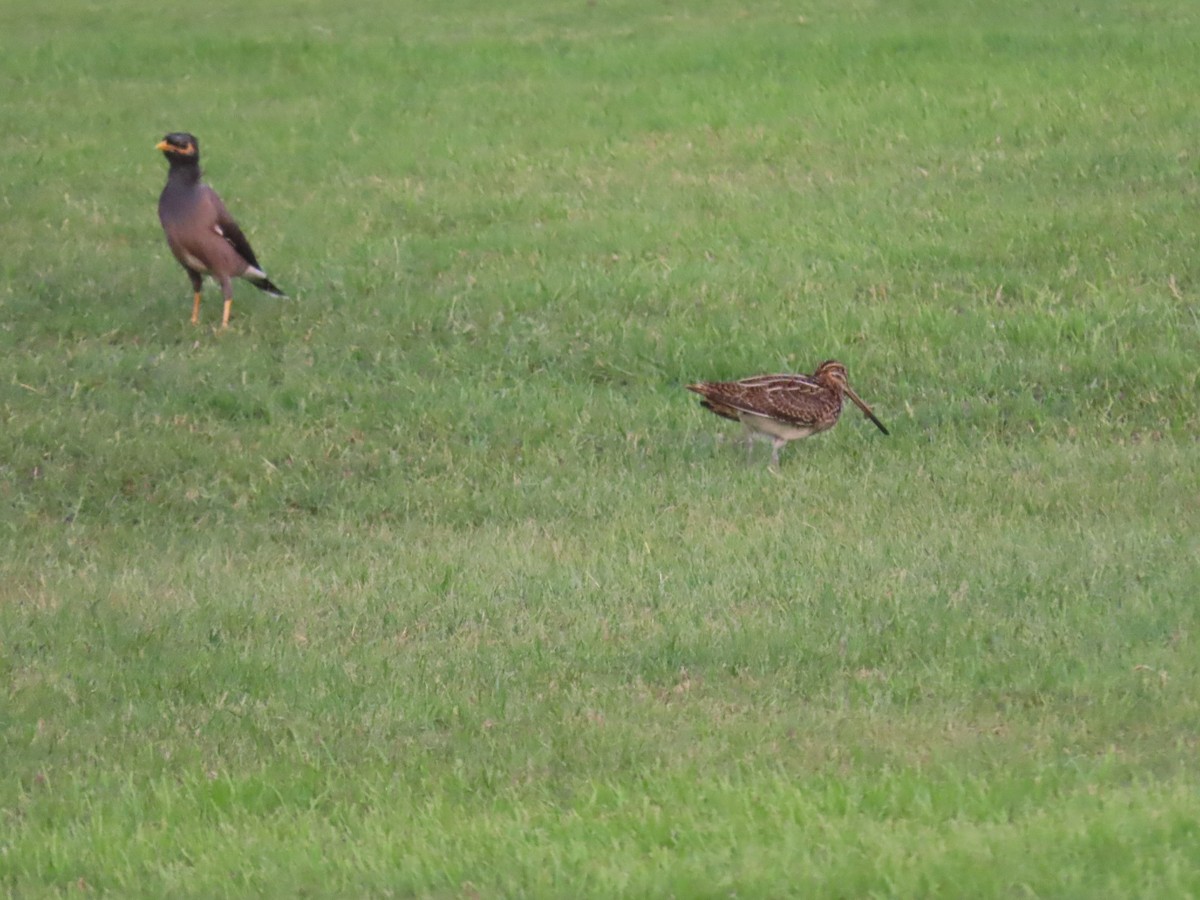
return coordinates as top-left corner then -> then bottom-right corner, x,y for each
156,132 -> 285,328
688,360 -> 889,468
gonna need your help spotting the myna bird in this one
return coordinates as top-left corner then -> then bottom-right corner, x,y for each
156,132 -> 286,328
688,360 -> 889,468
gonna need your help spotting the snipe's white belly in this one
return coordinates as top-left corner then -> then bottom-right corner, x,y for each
737,410 -> 818,441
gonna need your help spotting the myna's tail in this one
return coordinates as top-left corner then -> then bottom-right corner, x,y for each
244,267 -> 288,298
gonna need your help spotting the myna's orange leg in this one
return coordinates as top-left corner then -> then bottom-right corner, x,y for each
217,276 -> 233,330
187,270 -> 204,325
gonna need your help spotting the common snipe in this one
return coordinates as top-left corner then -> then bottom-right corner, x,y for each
687,360 -> 889,468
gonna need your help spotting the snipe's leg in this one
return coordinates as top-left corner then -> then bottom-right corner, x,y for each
769,438 -> 785,470
742,425 -> 757,462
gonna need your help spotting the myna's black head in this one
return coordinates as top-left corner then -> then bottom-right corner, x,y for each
156,132 -> 200,165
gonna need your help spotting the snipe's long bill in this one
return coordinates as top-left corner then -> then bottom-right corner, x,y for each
687,359 -> 888,468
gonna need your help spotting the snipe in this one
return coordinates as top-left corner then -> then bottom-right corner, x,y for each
687,359 -> 889,468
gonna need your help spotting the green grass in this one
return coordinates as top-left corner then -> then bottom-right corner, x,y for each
3,0 -> 1200,895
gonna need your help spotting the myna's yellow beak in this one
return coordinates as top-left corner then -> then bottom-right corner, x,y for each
156,139 -> 196,155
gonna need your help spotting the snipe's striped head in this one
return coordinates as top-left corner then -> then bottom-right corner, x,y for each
812,360 -> 849,390
811,360 -> 888,435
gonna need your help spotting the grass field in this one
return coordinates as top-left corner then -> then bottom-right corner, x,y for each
3,0 -> 1200,895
